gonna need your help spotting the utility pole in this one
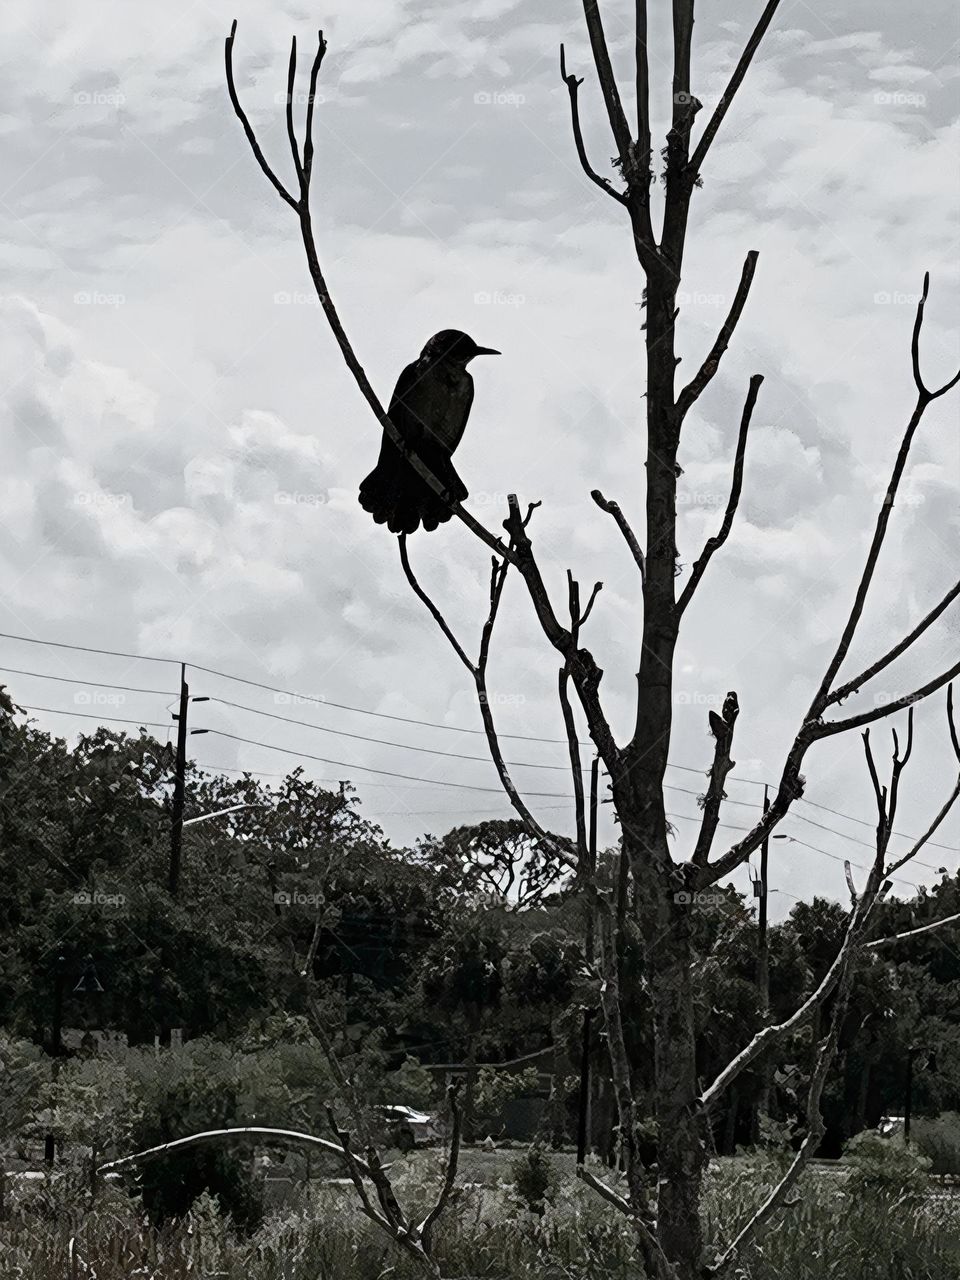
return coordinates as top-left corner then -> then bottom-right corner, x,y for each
168,664 -> 189,897
167,666 -> 208,897
904,1048 -> 916,1143
576,757 -> 599,1166
754,786 -> 771,1142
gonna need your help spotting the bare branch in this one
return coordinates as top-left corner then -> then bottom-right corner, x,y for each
826,578 -> 960,706
688,1 -> 784,178
677,376 -> 762,617
577,1165 -> 633,1216
559,671 -> 589,870
225,21 -> 299,210
504,494 -> 623,775
326,1107 -> 394,1232
949,683 -> 960,762
913,272 -> 960,401
675,252 -> 759,420
99,1126 -> 373,1178
843,861 -> 859,906
560,44 -> 629,206
417,1082 -> 463,1253
635,0 -> 651,173
398,535 -> 475,673
302,31 -> 327,181
812,279 -> 957,707
700,886 -> 873,1110
581,1 -> 635,168
226,23 -> 516,566
305,993 -> 376,1148
692,692 -> 739,866
592,490 -> 645,582
886,774 -> 960,876
285,37 -> 305,187
580,580 -> 604,628
868,909 -> 960,950
819,657 -> 960,738
709,1021 -> 837,1274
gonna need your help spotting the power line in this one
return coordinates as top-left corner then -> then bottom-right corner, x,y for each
20,704 -> 171,731
0,665 -> 172,697
0,631 -> 178,665
193,662 -> 568,744
205,695 -> 577,771
203,728 -> 573,797
4,629 -> 956,858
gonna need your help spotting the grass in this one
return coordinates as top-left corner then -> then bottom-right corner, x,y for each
4,1151 -> 960,1279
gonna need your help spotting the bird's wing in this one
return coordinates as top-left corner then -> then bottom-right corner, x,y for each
446,374 -> 474,454
387,358 -> 428,446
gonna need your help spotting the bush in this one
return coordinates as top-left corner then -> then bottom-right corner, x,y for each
511,1143 -> 558,1215
842,1130 -> 931,1199
912,1112 -> 960,1175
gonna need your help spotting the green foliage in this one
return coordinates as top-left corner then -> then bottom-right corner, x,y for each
910,1111 -> 960,1175
510,1143 -> 559,1214
842,1131 -> 931,1199
385,1055 -> 437,1110
474,1065 -> 541,1120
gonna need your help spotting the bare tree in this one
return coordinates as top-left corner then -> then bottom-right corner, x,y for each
219,6 -> 960,1277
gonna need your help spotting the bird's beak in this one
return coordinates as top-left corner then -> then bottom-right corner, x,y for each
471,346 -> 500,356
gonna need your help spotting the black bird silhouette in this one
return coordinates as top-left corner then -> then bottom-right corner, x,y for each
358,329 -> 499,534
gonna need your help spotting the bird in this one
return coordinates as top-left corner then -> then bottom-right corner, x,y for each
358,329 -> 499,534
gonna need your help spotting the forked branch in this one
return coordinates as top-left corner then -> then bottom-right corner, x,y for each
677,375 -> 762,617
560,44 -> 629,207
224,21 -> 515,566
676,251 -> 759,420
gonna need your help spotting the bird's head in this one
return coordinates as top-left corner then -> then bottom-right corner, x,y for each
421,329 -> 500,366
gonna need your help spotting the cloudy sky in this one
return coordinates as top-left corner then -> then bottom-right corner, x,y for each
0,0 -> 957,916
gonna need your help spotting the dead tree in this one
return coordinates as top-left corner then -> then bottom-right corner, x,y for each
222,6 -> 960,1278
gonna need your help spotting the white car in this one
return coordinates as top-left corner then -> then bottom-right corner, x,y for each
377,1105 -> 438,1151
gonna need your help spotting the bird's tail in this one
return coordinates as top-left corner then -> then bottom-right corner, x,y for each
358,455 -> 467,534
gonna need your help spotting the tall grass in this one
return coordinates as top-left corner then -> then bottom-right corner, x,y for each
4,1154 -> 960,1279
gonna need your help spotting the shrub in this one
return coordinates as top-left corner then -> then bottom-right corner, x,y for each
511,1143 -> 559,1215
842,1130 -> 931,1199
912,1112 -> 960,1175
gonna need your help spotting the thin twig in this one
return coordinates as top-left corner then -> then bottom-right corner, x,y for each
417,1082 -> 464,1253
692,693 -> 739,866
826,578 -> 960,706
592,491 -> 645,581
560,44 -> 629,206
688,1 -> 784,177
677,376 -> 762,616
675,252 -> 759,420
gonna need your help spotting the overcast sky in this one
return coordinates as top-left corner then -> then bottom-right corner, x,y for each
0,0 -> 957,917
